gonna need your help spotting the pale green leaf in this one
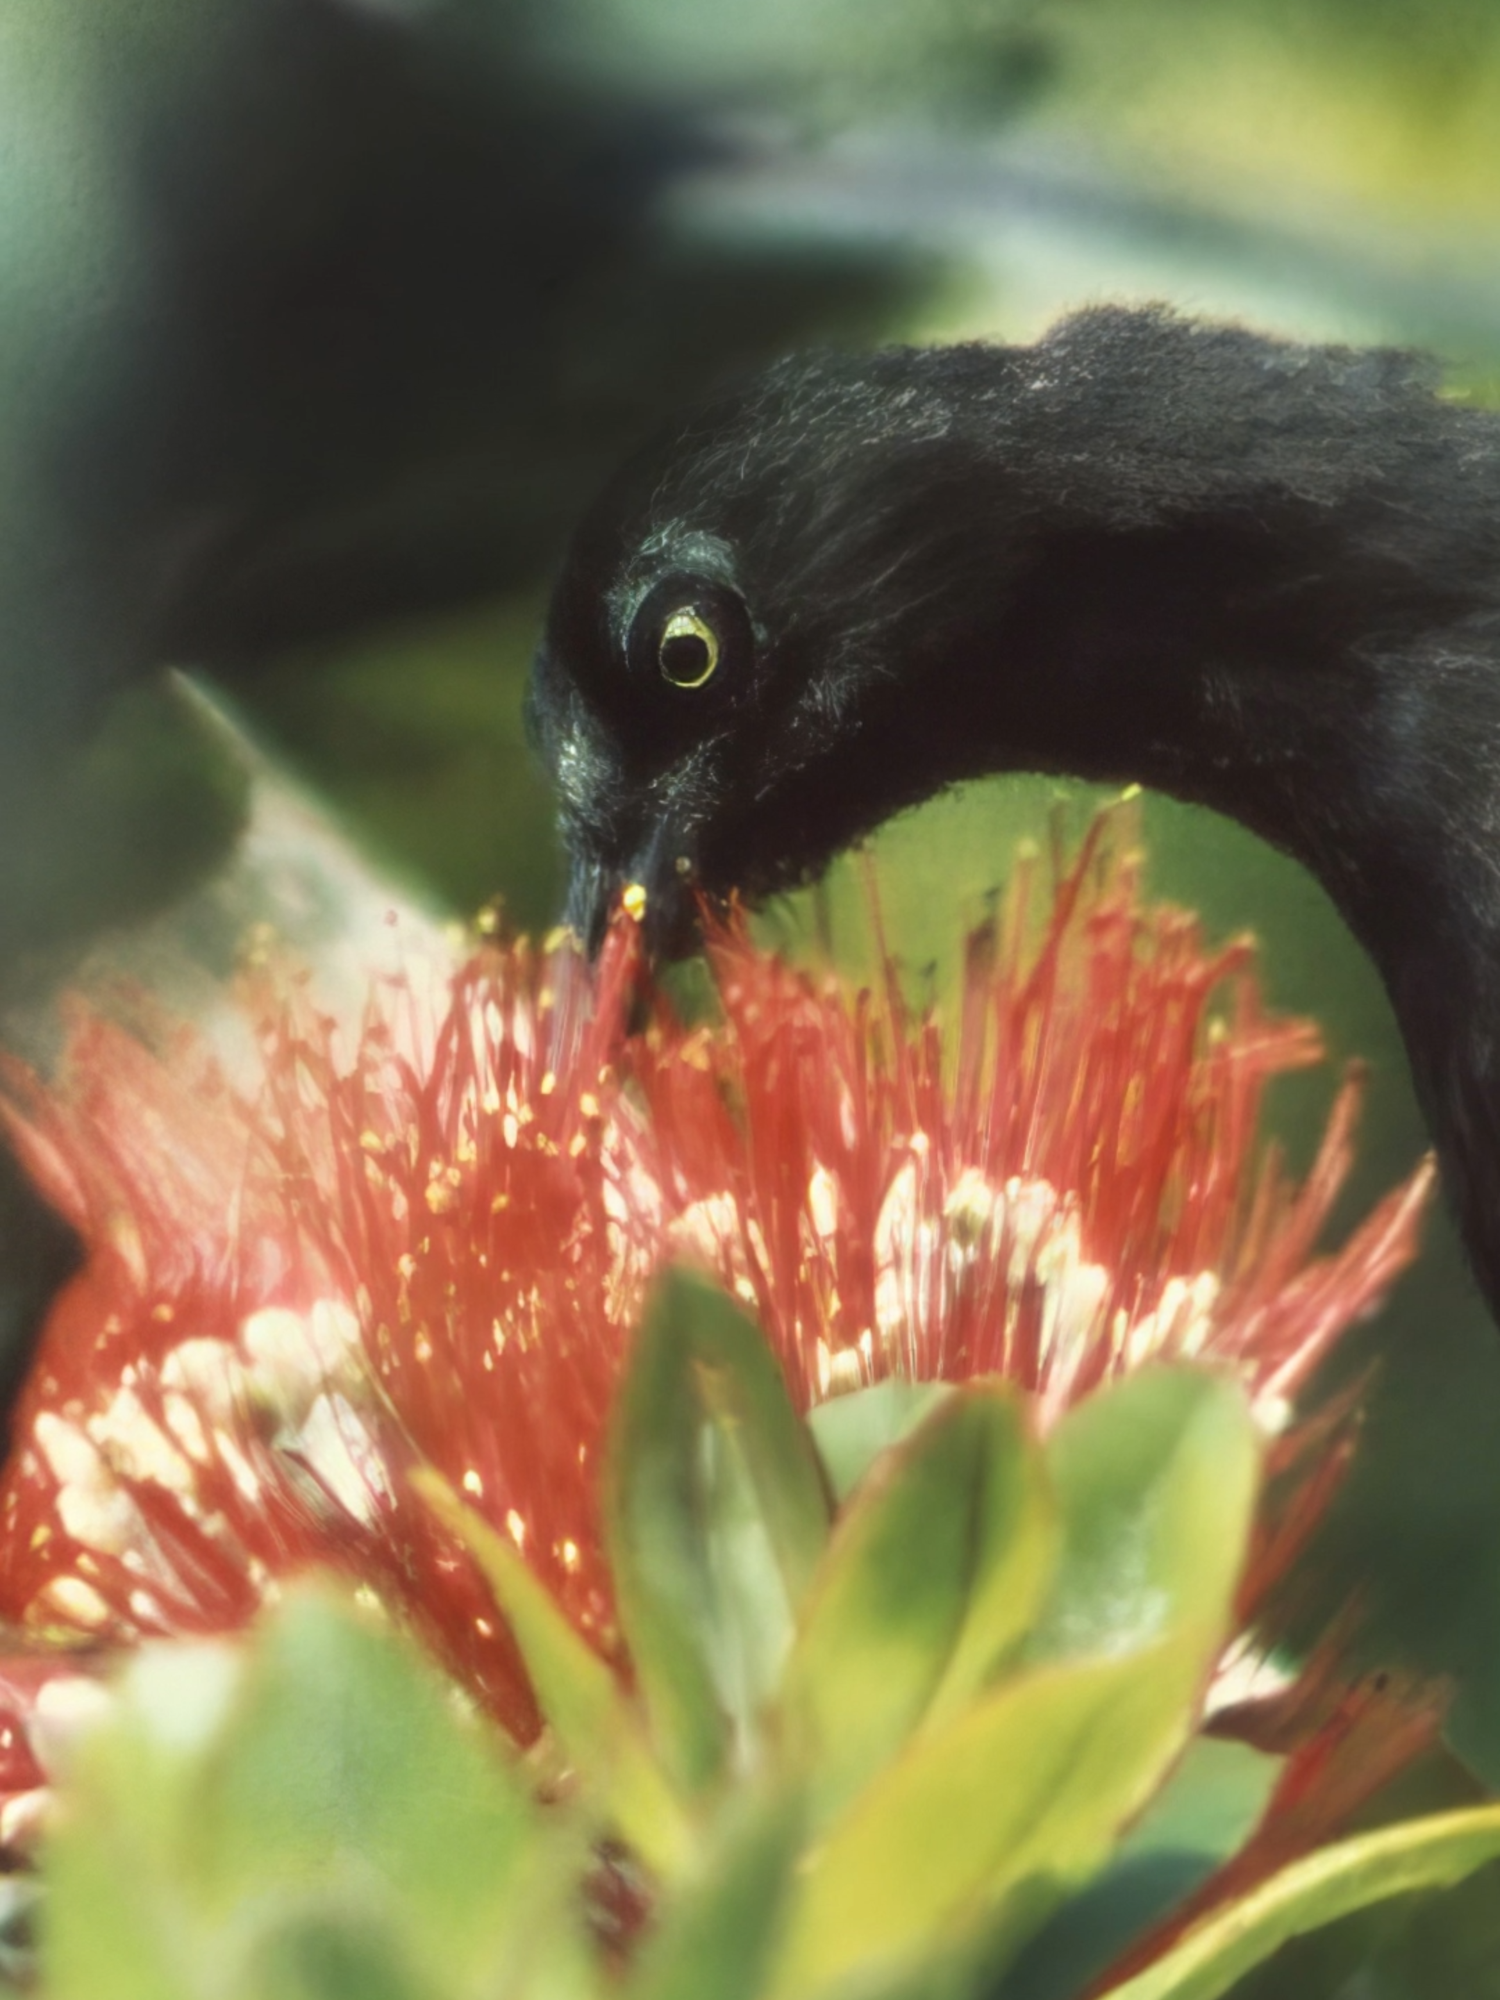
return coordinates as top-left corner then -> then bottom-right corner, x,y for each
43,1583 -> 571,2000
1104,1804 -> 1500,2000
995,1738 -> 1282,2000
414,1470 -> 692,1881
240,1915 -> 432,2000
807,1380 -> 953,1503
198,1583 -> 536,1960
781,1385 -> 1055,1816
629,1789 -> 807,2000
605,1269 -> 830,1793
770,1639 -> 1209,2000
769,1370 -> 1261,2000
1031,1368 -> 1260,1677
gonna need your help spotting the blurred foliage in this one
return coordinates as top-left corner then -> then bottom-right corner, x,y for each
46,1275 -> 1500,2000
0,686 -> 248,997
578,0 -> 1500,223
247,602 -> 561,935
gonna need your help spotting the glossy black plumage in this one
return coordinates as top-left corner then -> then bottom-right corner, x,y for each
531,305 -> 1500,1322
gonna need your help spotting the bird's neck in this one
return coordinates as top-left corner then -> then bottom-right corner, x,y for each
927,347 -> 1500,1305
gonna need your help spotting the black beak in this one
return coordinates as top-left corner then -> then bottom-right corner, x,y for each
565,822 -> 702,962
564,848 -> 616,960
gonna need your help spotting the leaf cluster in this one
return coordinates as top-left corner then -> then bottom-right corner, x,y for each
36,1275 -> 1500,2000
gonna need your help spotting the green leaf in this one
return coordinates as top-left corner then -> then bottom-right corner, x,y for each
45,1720 -> 203,2000
769,1640 -> 1213,2000
605,1268 -> 831,1794
196,1582 -> 546,1985
43,1637 -> 257,2000
781,1385 -> 1056,1816
995,1738 -> 1282,2000
768,1369 -> 1262,2000
925,1393 -> 1060,1734
413,1469 -> 692,1882
1103,1803 -> 1500,2000
240,1915 -> 432,2000
43,1583 -> 585,2000
1117,1739 -> 1281,1871
1030,1368 -> 1261,1676
629,1789 -> 807,2000
807,1379 -> 953,1502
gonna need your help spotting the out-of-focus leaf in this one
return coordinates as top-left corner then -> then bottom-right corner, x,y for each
605,1269 -> 830,1795
1030,1368 -> 1260,1676
996,1738 -> 1282,2000
44,1637 -> 251,2000
768,1369 -> 1259,2000
768,1640 -> 1209,2000
45,1736 -> 202,2000
195,1582 -> 541,1987
1346,1851 -> 1500,2000
241,1915 -> 430,2000
782,1386 -> 1055,1816
1103,1803 -> 1500,2000
806,1378 -> 953,1503
630,1789 -> 807,2000
925,1392 -> 1059,1735
44,1583 -> 583,2000
413,1470 -> 691,1882
1116,1739 -> 1282,1870
509,1917 -> 607,2000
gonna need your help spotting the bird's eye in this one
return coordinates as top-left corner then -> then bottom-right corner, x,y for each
624,572 -> 753,702
657,608 -> 719,688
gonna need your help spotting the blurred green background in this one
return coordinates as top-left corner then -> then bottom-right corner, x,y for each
9,3 -> 1500,1991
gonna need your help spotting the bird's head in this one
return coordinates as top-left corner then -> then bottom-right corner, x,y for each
528,344 -> 1042,956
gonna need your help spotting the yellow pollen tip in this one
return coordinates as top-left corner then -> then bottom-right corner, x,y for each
621,882 -> 648,921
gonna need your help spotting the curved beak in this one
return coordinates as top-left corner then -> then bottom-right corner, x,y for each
565,820 -> 702,962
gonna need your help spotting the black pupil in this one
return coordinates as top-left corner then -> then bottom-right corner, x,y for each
660,631 -> 710,683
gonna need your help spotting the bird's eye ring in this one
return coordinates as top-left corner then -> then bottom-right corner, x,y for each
657,608 -> 719,689
624,571 -> 752,704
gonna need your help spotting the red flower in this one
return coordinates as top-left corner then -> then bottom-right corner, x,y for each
0,922 -> 658,1744
637,815 -> 1431,1635
642,817 -> 1429,1425
0,806 -> 1438,1895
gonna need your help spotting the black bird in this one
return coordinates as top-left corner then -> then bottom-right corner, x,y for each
530,305 -> 1500,1322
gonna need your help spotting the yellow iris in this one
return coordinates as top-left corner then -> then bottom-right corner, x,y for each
657,608 -> 720,688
